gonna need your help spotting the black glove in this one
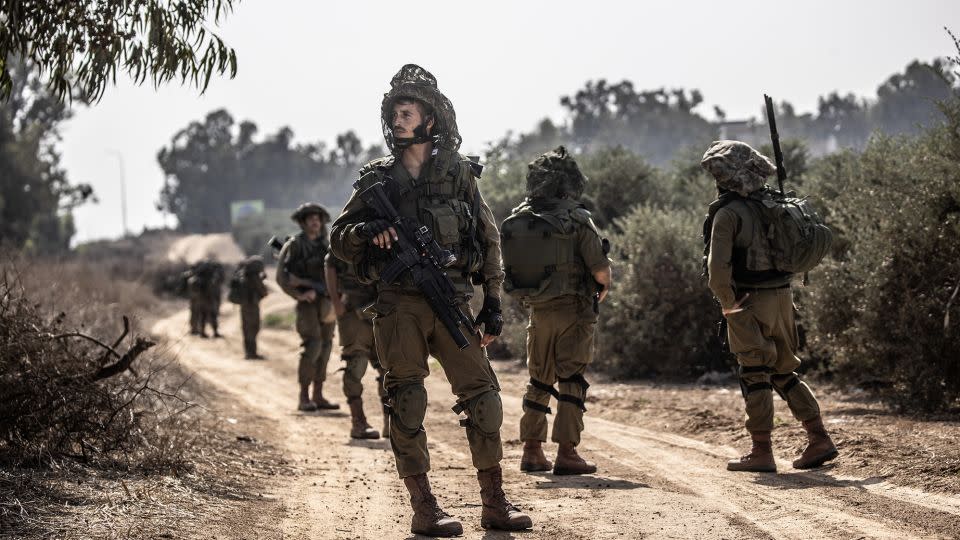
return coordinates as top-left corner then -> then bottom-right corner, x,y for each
474,296 -> 503,336
358,219 -> 392,240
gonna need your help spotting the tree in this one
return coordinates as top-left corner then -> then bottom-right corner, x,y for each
157,110 -> 370,233
872,59 -> 956,135
0,1 -> 238,101
0,59 -> 93,252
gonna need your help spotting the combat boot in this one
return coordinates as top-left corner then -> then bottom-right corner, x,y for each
553,442 -> 597,475
793,416 -> 839,469
402,473 -> 463,537
311,384 -> 340,410
347,397 -> 379,439
519,440 -> 552,472
297,384 -> 317,412
477,466 -> 533,531
727,431 -> 777,472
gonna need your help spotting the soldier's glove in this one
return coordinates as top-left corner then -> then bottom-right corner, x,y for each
358,219 -> 392,240
474,296 -> 503,336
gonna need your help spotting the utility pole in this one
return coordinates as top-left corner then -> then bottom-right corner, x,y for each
107,150 -> 129,237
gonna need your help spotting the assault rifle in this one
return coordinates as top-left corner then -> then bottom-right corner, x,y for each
266,235 -> 327,296
763,94 -> 787,195
355,178 -> 476,350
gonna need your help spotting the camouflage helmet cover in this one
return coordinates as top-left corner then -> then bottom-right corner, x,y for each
526,145 -> 587,199
380,64 -> 461,155
290,202 -> 331,223
700,140 -> 775,196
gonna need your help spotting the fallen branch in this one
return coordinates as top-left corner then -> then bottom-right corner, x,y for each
92,337 -> 156,381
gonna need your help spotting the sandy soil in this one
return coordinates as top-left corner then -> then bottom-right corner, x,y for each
150,274 -> 960,540
165,233 -> 246,265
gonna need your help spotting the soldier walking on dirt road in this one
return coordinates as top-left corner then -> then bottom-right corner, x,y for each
330,64 -> 532,536
325,252 -> 387,439
277,203 -> 340,412
701,140 -> 839,473
501,146 -> 612,476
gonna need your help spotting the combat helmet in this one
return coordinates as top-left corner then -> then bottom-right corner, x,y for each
380,64 -> 461,155
700,140 -> 775,196
526,146 -> 587,199
290,202 -> 331,223
243,255 -> 265,274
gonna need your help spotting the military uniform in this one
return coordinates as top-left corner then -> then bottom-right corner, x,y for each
186,261 -> 222,337
502,147 -> 611,475
702,140 -> 838,472
333,154 -> 504,474
237,257 -> 268,359
277,229 -> 338,409
330,64 -> 530,536
325,252 -> 388,438
508,199 -> 609,446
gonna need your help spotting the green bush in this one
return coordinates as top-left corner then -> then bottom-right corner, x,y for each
803,108 -> 960,411
595,204 -> 725,378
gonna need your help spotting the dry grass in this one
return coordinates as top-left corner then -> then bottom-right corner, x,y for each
0,253 -> 289,538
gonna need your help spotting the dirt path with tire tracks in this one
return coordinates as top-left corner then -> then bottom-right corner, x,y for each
152,275 -> 960,539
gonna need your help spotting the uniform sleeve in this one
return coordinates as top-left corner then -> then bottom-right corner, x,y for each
330,187 -> 373,264
708,207 -> 738,310
475,187 -> 505,300
577,219 -> 611,273
275,240 -> 300,299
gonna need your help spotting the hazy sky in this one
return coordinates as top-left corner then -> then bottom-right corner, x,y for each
59,0 -> 958,243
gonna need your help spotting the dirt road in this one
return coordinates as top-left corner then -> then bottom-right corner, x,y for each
152,281 -> 960,539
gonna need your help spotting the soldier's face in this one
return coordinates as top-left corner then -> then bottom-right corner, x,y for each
301,214 -> 323,236
392,101 -> 432,138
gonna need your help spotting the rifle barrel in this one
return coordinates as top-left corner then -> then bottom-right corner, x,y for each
764,94 -> 787,195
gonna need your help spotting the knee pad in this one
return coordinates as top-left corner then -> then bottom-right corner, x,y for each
391,383 -> 427,435
460,390 -> 503,435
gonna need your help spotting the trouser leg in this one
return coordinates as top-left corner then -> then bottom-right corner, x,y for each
520,311 -> 555,442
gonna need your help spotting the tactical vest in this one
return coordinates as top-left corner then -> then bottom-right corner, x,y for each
357,153 -> 484,291
330,256 -> 377,309
501,199 -> 592,304
286,232 -> 329,282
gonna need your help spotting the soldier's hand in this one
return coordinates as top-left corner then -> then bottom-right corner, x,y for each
299,289 -> 317,303
333,302 -> 346,318
474,296 -> 503,346
722,293 -> 750,316
359,219 -> 397,249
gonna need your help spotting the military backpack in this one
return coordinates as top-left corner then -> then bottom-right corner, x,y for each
227,266 -> 244,304
702,187 -> 833,278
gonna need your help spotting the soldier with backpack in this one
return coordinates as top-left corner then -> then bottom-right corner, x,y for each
701,139 -> 839,473
229,255 -> 269,359
501,146 -> 612,476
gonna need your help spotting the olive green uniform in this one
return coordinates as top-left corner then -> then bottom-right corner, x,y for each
508,198 -> 610,446
277,232 -> 336,387
238,268 -> 268,358
708,201 -> 821,432
325,253 -> 388,408
330,153 -> 505,478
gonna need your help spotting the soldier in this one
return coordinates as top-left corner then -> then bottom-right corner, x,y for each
205,261 -> 225,338
237,255 -> 268,359
277,203 -> 340,412
325,252 -> 387,439
330,64 -> 532,536
186,260 -> 222,338
701,140 -> 839,473
501,146 -> 612,476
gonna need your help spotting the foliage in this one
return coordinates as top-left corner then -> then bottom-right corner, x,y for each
593,205 -> 724,378
0,60 -> 93,253
802,120 -> 960,412
157,109 -> 383,233
0,0 -> 238,101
